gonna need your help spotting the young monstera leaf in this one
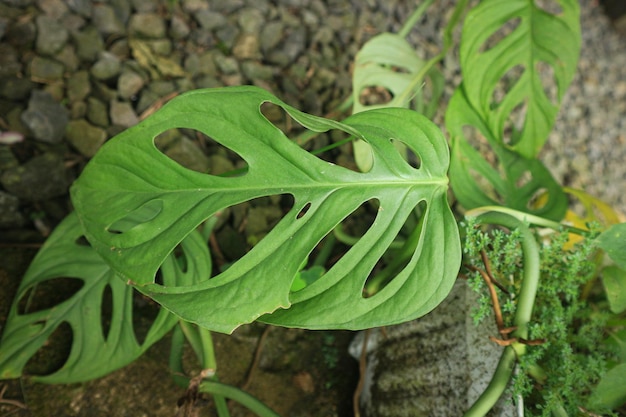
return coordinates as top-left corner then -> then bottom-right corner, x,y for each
460,0 -> 580,158
0,212 -> 208,383
71,86 -> 460,333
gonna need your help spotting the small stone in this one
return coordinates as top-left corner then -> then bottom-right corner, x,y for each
232,33 -> 260,60
35,15 -> 69,56
0,17 -> 7,41
5,18 -> 36,50
37,0 -> 69,19
213,53 -> 239,75
54,44 -> 80,72
241,61 -> 274,81
0,76 -> 35,100
110,100 -> 138,128
0,44 -> 21,77
29,56 -> 65,81
90,52 -> 121,80
160,136 -> 211,173
129,13 -> 166,38
65,0 -> 92,17
282,26 -> 307,63
215,25 -> 240,50
193,9 -> 225,30
92,3 -> 125,36
0,191 -> 24,228
21,90 -> 68,143
0,153 -> 69,202
117,69 -> 145,99
181,0 -> 208,13
65,119 -> 107,157
71,25 -> 104,62
87,97 -> 109,127
237,7 -> 264,34
66,70 -> 91,102
260,21 -> 284,53
69,100 -> 87,119
0,146 -> 19,171
146,39 -> 172,56
130,0 -> 156,12
169,14 -> 190,40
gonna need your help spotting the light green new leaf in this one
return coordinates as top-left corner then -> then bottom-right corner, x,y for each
460,0 -> 580,157
445,87 -> 567,220
597,223 -> 626,270
352,33 -> 443,172
71,86 -> 460,333
588,362 -> 626,410
0,212 -> 208,383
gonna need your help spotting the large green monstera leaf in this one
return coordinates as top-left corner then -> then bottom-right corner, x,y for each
460,0 -> 580,158
71,86 -> 460,334
0,213 -> 208,383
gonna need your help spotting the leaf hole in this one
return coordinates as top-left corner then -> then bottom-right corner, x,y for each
490,64 -> 525,109
515,170 -> 533,189
155,128 -> 247,176
107,199 -> 163,235
527,188 -> 549,210
260,101 -> 304,139
534,0 -> 563,15
212,194 -> 294,271
479,17 -> 522,54
24,321 -> 73,377
297,202 -> 312,219
100,284 -> 113,341
132,291 -> 161,345
502,101 -> 528,147
536,61 -> 559,105
462,125 -> 505,176
311,129 -> 361,173
17,278 -> 84,315
358,86 -> 394,107
362,200 -> 428,298
74,235 -> 91,247
391,138 -> 421,169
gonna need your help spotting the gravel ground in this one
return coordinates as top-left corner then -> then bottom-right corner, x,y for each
0,0 -> 625,415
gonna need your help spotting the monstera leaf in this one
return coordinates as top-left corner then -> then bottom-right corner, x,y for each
71,86 -> 460,333
446,87 -> 568,220
460,0 -> 580,158
351,32 -> 443,172
0,212 -> 209,383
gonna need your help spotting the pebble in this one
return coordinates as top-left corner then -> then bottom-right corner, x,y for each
0,153 -> 69,201
169,14 -> 190,40
129,13 -> 166,39
21,90 -> 68,143
66,70 -> 91,102
29,56 -> 65,81
109,100 -> 138,128
92,3 -> 125,36
35,15 -> 69,56
232,33 -> 261,60
194,9 -> 226,30
65,119 -> 107,157
71,25 -> 104,62
90,52 -> 121,80
65,0 -> 92,17
86,97 -> 109,127
0,191 -> 24,228
117,69 -> 145,99
0,76 -> 35,100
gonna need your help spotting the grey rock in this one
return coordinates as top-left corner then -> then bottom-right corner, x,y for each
130,0 -> 156,13
194,75 -> 222,89
5,107 -> 29,137
72,26 -> 105,62
0,44 -> 21,77
21,90 -> 68,143
210,0 -> 244,14
54,44 -> 80,72
65,0 -> 92,17
129,13 -> 166,38
0,76 -> 35,100
110,0 -> 132,25
159,135 -> 211,173
66,70 -> 91,102
37,0 -> 69,19
0,191 -> 24,228
237,7 -> 264,34
148,80 -> 176,96
232,33 -> 260,60
241,61 -> 274,81
193,9 -> 225,30
61,13 -> 86,31
69,100 -> 87,119
92,3 -> 125,36
117,69 -> 145,99
135,88 -> 159,114
90,52 -> 121,80
281,26 -> 307,63
86,97 -> 109,127
189,29 -> 214,49
109,100 -> 138,128
213,53 -> 239,75
215,25 -> 240,50
65,119 -> 107,157
181,0 -> 208,13
169,14 -> 190,40
0,153 -> 69,202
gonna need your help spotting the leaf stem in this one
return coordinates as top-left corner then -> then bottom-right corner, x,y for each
397,0 -> 436,38
464,211 -> 541,415
199,381 -> 281,417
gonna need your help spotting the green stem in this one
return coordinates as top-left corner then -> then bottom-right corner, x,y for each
313,233 -> 336,267
464,211 -> 541,415
397,0 -> 436,38
169,324 -> 189,388
199,381 -> 281,417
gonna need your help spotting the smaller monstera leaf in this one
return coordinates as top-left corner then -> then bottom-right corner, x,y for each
445,87 -> 567,221
0,212 -> 208,383
460,0 -> 581,157
71,86 -> 461,334
352,32 -> 444,172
